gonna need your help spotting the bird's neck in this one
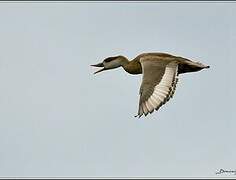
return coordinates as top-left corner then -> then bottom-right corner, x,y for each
119,56 -> 142,75
118,56 -> 129,67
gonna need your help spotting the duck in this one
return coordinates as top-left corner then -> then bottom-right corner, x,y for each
91,52 -> 210,118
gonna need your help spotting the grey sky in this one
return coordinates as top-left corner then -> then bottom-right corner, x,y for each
0,2 -> 235,178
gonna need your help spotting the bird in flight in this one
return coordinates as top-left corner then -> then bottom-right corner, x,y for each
91,52 -> 210,118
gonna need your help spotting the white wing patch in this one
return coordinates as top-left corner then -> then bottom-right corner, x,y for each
138,62 -> 179,117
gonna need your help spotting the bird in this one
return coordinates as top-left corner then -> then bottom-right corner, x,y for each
91,52 -> 210,118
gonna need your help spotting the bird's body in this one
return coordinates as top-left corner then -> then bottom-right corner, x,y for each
91,52 -> 209,118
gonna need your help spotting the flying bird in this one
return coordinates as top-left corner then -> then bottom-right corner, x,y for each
91,52 -> 210,118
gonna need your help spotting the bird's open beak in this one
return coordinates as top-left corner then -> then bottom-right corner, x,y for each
91,62 -> 105,74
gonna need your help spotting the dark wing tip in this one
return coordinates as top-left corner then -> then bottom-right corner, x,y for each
134,114 -> 143,118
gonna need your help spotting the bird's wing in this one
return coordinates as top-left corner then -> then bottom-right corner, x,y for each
136,57 -> 179,118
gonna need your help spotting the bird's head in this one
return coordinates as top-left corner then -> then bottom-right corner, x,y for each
91,56 -> 126,74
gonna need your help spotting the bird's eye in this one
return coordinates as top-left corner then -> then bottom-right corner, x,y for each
104,57 -> 116,63
104,59 -> 112,63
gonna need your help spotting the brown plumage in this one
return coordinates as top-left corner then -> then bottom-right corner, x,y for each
91,52 -> 210,118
